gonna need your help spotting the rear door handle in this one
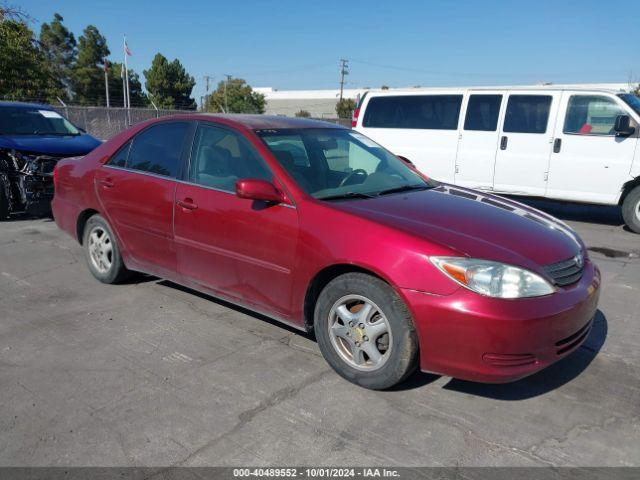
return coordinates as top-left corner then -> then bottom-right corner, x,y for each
99,178 -> 114,188
553,138 -> 562,153
176,198 -> 198,211
500,136 -> 508,150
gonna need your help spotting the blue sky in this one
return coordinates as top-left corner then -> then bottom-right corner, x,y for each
19,0 -> 640,103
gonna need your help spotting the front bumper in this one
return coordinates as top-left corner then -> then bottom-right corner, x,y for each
401,260 -> 601,383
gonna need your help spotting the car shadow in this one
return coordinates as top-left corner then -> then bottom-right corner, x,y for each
155,279 -> 314,338
440,309 -> 608,400
508,196 -> 624,227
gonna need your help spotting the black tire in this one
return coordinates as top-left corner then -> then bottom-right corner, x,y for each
82,214 -> 131,284
0,181 -> 9,220
622,186 -> 640,234
314,272 -> 418,390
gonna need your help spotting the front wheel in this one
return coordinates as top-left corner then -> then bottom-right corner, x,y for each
83,214 -> 131,283
314,273 -> 418,390
622,186 -> 640,234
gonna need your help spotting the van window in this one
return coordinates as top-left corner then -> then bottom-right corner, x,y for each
564,95 -> 627,135
128,122 -> 190,177
362,95 -> 462,130
503,95 -> 552,134
464,95 -> 502,131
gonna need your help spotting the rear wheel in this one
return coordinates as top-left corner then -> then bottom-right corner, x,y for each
622,186 -> 640,234
83,214 -> 131,283
314,273 -> 418,390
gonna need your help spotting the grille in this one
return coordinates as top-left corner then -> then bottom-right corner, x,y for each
555,319 -> 593,355
544,254 -> 584,287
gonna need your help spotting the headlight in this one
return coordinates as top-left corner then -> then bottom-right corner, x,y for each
430,257 -> 555,298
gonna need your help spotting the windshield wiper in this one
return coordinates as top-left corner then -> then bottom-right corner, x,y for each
376,184 -> 430,196
317,191 -> 376,201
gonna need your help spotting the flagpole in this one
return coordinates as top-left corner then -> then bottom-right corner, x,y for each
123,35 -> 131,124
103,58 -> 110,108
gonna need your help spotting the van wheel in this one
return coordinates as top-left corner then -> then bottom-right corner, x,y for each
314,273 -> 418,390
622,186 -> 640,234
83,214 -> 131,283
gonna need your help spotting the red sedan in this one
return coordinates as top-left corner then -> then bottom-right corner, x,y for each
52,115 -> 600,389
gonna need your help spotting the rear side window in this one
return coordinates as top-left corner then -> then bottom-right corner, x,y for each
107,141 -> 130,167
127,122 -> 190,177
563,95 -> 626,135
464,95 -> 502,131
503,95 -> 552,134
362,95 -> 462,130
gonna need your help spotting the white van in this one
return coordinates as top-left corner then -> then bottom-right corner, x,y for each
353,87 -> 640,233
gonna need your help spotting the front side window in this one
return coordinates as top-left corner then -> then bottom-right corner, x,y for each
189,124 -> 271,192
127,122 -> 190,178
362,95 -> 462,130
564,95 -> 627,135
257,128 -> 431,200
464,95 -> 502,131
0,107 -> 79,136
503,95 -> 552,134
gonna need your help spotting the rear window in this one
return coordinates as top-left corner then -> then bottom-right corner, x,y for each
464,95 -> 502,131
127,122 -> 190,178
362,95 -> 462,130
503,95 -> 552,134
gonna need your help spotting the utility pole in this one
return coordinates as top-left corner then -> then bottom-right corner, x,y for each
223,74 -> 232,113
339,59 -> 349,102
203,75 -> 213,111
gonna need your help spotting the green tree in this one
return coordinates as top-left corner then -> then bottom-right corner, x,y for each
295,109 -> 311,118
204,77 -> 265,114
39,13 -> 76,99
0,16 -> 61,101
144,53 -> 196,109
335,98 -> 356,119
106,61 -> 148,107
71,25 -> 109,105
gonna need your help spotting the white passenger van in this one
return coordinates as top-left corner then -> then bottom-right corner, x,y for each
353,87 -> 640,233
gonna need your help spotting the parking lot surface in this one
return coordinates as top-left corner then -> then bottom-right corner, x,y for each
0,200 -> 639,467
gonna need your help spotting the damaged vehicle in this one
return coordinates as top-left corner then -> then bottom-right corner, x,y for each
0,101 -> 101,219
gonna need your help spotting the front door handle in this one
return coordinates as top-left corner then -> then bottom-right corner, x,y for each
99,178 -> 114,188
176,198 -> 198,211
500,136 -> 508,150
553,138 -> 562,153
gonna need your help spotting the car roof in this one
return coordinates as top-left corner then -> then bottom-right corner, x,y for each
158,113 -> 347,130
0,101 -> 54,110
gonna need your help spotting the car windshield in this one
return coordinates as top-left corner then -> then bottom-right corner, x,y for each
618,93 -> 640,116
256,128 -> 433,200
0,107 -> 80,136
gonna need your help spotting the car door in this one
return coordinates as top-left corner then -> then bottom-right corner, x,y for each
454,92 -> 504,190
358,94 -> 463,182
174,123 -> 299,318
492,92 -> 561,196
546,93 -> 638,204
95,121 -> 193,276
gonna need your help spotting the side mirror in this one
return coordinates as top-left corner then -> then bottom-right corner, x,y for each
235,179 -> 286,204
614,115 -> 635,136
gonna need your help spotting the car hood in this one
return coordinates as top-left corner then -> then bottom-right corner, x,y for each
0,133 -> 101,156
331,184 -> 582,268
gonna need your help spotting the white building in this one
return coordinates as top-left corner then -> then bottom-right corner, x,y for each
256,83 -> 633,119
